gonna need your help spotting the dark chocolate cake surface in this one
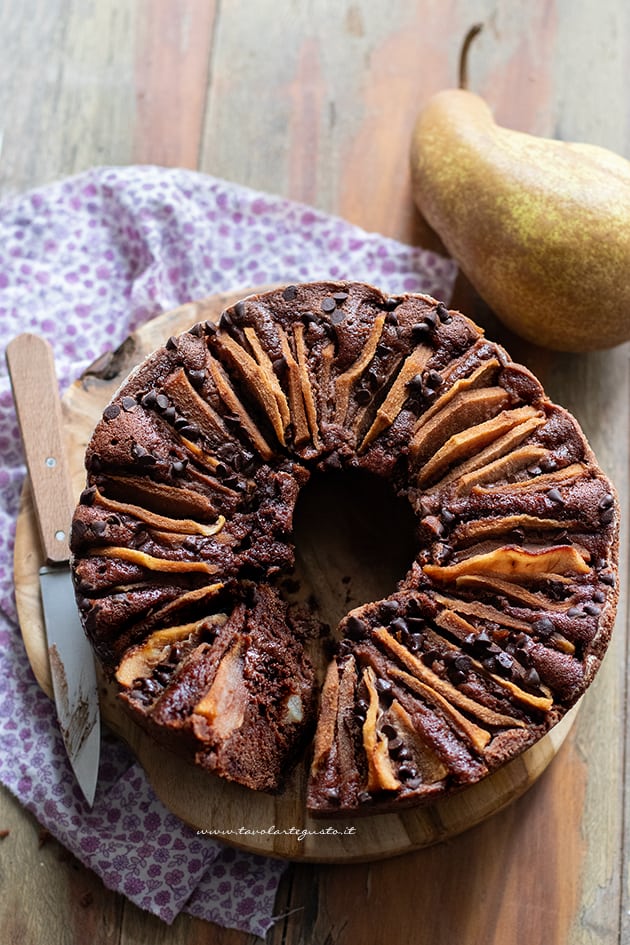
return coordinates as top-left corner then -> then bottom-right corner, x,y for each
70,281 -> 619,813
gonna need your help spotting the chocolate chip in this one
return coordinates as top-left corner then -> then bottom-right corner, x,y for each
593,590 -> 606,603
354,700 -> 368,722
434,542 -> 453,564
405,373 -> 424,391
424,310 -> 439,328
330,308 -> 346,325
169,644 -> 183,662
188,369 -> 205,388
365,367 -> 380,390
527,465 -> 542,477
390,617 -> 408,635
547,488 -> 564,505
600,508 -> 615,525
346,616 -> 367,640
422,649 -> 440,667
441,509 -> 456,525
495,652 -> 513,674
234,300 -> 246,319
376,343 -> 392,357
204,320 -> 218,334
103,403 -> 121,420
475,629 -> 493,648
381,600 -> 400,618
171,459 -> 188,475
375,677 -> 393,695
381,724 -> 398,740
540,456 -> 557,472
384,297 -> 400,311
131,442 -> 147,459
600,572 -> 616,586
156,394 -> 170,411
411,322 -> 431,342
178,424 -> 200,439
357,791 -> 372,805
524,667 -> 541,690
532,617 -> 554,638
355,388 -> 371,405
92,520 -> 107,537
321,296 -> 337,313
188,322 -> 204,337
121,396 -> 137,412
333,291 -> 349,303
387,737 -> 403,755
272,355 -> 287,375
425,370 -> 442,390
515,647 -> 532,668
511,527 -> 526,543
163,406 -> 176,423
219,311 -> 233,330
567,606 -> 582,617
482,656 -> 498,673
599,493 -> 614,510
584,603 -> 601,616
448,669 -> 466,685
406,597 -> 422,617
154,667 -> 173,685
166,336 -> 178,351
385,312 -> 398,326
282,284 -> 297,301
407,616 -> 425,631
81,486 -> 97,506
141,391 -> 157,408
398,765 -> 418,781
435,301 -> 451,323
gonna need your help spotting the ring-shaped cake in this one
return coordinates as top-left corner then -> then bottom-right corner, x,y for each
70,282 -> 619,815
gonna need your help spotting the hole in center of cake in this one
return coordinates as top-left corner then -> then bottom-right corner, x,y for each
285,468 -> 418,633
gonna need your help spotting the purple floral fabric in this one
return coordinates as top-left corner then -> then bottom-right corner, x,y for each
0,166 -> 457,935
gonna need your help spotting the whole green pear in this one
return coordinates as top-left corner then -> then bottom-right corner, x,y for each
410,89 -> 630,351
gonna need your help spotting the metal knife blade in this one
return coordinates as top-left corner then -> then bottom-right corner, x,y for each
7,333 -> 100,806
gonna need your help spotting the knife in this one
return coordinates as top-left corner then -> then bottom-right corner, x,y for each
7,333 -> 100,806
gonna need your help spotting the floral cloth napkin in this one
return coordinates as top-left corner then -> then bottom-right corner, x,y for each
0,166 -> 457,935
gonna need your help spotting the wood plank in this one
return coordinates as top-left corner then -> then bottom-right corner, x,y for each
132,0 -> 218,168
0,0 -> 135,198
0,784 -> 124,945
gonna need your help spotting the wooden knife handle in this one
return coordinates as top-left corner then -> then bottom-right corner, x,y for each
6,333 -> 76,564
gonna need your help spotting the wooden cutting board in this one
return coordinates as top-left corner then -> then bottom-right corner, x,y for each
13,286 -> 578,862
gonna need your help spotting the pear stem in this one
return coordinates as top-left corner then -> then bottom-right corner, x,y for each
459,23 -> 483,90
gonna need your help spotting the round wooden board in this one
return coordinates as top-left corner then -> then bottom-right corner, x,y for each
14,285 -> 579,862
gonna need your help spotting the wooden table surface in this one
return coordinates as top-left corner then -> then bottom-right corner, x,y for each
1,2 -> 628,943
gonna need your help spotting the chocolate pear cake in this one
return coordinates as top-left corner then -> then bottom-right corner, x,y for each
70,281 -> 619,814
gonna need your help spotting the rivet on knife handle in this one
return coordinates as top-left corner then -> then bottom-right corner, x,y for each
6,333 -> 75,563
